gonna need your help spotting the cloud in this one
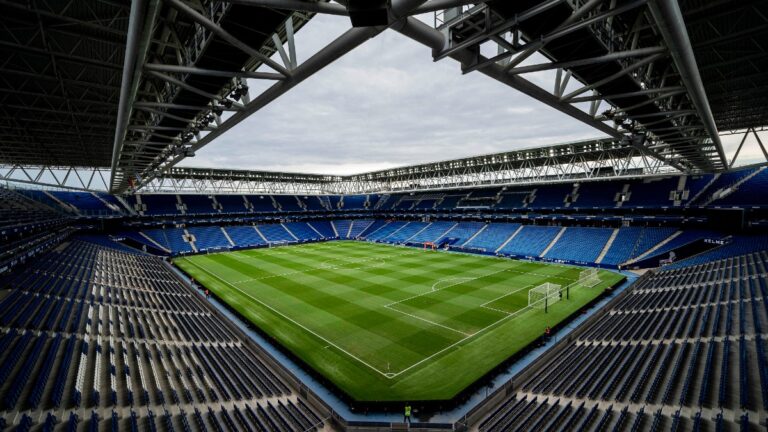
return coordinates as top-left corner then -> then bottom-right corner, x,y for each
181,14 -> 610,174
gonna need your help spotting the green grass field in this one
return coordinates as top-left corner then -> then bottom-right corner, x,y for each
175,240 -> 624,401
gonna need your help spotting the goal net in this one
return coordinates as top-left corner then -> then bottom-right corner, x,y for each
528,283 -> 562,310
578,268 -> 600,287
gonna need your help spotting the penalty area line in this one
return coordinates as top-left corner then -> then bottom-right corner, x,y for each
180,258 -> 395,379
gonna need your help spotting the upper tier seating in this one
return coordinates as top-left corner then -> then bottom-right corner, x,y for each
216,195 -> 248,213
246,196 -> 277,212
180,195 -> 215,214
139,195 -> 179,215
623,177 -> 679,208
273,195 -> 302,212
572,182 -> 621,208
0,239 -> 327,430
435,195 -> 465,209
49,191 -> 122,215
689,167 -> 761,206
495,191 -> 530,209
340,195 -> 367,210
299,195 -> 326,211
0,188 -> 64,230
527,184 -> 572,209
709,167 -> 768,207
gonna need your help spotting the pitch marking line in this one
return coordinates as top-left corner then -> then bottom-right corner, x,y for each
431,277 -> 474,292
389,292 -> 545,379
229,250 -> 421,284
187,246 -> 584,379
180,257 -> 394,378
383,304 -> 471,337
478,284 -> 534,316
385,267 -> 512,307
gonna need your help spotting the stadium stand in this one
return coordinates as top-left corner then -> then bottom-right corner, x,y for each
332,220 -> 353,238
600,227 -> 678,266
460,223 -> 518,252
348,220 -> 375,238
469,248 -> 768,431
0,239 -> 328,430
187,226 -> 231,251
544,227 -> 614,263
216,195 -> 248,213
3,2 -> 766,430
283,221 -> 323,241
307,221 -> 337,239
408,221 -> 456,243
181,195 -> 216,214
273,195 -> 303,212
499,226 -> 562,257
256,224 -> 295,243
246,195 -> 278,212
386,221 -> 429,243
49,191 -> 123,215
224,226 -> 267,248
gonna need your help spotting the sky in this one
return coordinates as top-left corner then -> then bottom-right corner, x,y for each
181,13 -> 767,175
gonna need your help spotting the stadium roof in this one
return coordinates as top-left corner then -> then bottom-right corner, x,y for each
0,0 -> 766,193
142,137 -> 678,194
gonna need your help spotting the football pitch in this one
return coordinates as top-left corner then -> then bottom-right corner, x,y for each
175,240 -> 625,401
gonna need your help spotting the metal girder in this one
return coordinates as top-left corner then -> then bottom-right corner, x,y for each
109,0 -> 325,193
124,0 -> 434,194
0,164 -> 112,192
647,0 -> 727,168
140,137 -> 680,194
425,1 -> 728,173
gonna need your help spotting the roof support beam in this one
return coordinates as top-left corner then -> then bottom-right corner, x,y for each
648,0 -> 727,168
110,0 -> 155,191
223,0 -> 349,16
144,64 -> 283,80
393,17 -> 686,173
164,0 -> 292,77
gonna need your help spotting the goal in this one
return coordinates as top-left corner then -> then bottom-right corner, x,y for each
528,283 -> 562,312
423,241 -> 437,250
578,268 -> 600,288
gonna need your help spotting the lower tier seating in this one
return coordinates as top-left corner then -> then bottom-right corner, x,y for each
471,249 -> 768,431
0,238 -> 328,430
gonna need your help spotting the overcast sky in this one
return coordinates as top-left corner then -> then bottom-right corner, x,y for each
181,13 -> 767,175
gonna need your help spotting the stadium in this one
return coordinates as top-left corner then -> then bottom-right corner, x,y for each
0,0 -> 767,431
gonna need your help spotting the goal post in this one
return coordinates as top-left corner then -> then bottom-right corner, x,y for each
578,268 -> 600,288
528,282 -> 562,313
